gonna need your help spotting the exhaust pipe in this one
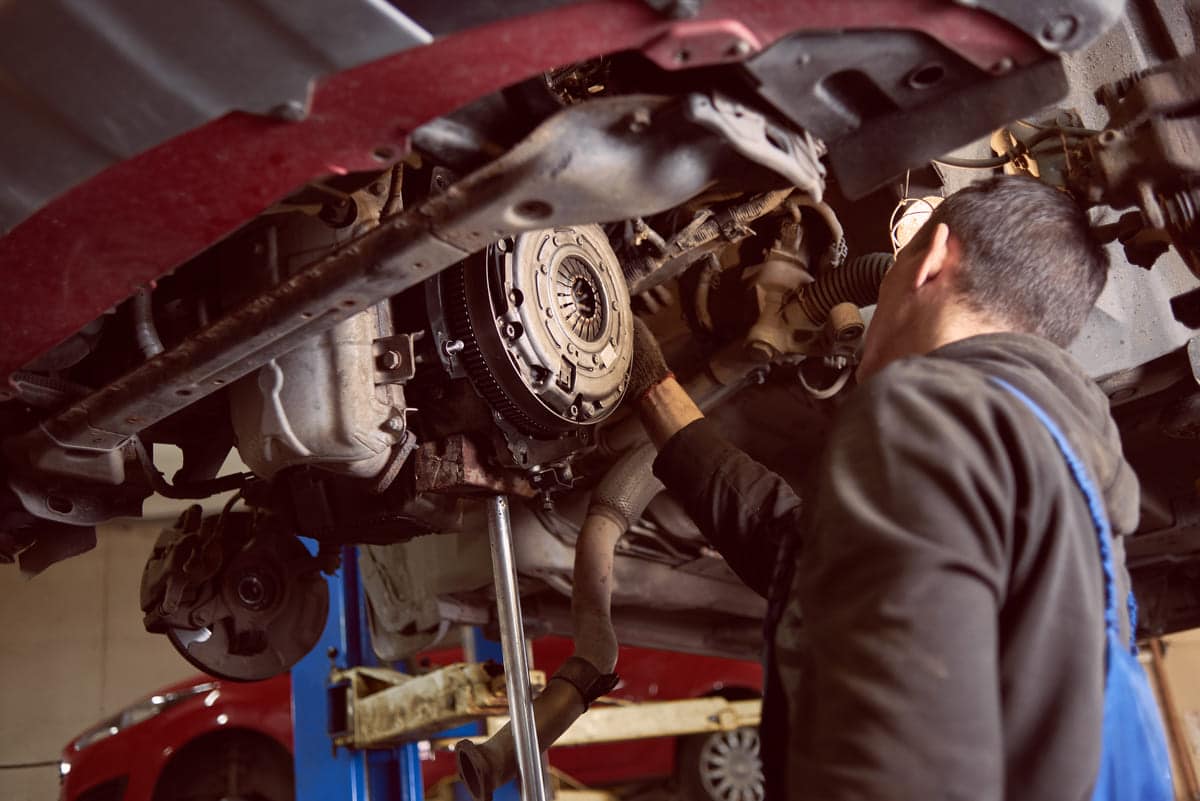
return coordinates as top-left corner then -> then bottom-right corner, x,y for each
456,444 -> 663,799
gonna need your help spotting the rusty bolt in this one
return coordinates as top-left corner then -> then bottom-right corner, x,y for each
380,350 -> 402,370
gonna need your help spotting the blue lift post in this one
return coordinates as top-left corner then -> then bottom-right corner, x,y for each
292,545 -> 424,801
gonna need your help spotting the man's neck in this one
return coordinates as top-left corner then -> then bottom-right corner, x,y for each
920,310 -> 1013,356
864,308 -> 1012,380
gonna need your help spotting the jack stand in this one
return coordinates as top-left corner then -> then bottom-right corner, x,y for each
487,495 -> 548,801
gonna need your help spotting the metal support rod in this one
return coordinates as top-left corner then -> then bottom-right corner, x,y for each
487,495 -> 548,801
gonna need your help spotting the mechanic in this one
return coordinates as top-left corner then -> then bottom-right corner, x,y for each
624,175 -> 1169,800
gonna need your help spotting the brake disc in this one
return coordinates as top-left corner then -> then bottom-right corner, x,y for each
143,510 -> 329,681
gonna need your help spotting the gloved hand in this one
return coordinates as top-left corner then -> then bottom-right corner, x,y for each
625,317 -> 672,402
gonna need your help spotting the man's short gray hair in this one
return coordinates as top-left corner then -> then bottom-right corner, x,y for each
909,175 -> 1109,347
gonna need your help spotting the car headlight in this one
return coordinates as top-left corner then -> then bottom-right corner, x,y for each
72,682 -> 219,752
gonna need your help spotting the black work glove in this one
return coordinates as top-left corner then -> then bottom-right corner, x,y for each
625,317 -> 672,402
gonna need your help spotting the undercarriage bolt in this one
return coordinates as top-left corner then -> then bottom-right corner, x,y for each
444,339 -> 466,356
1040,14 -> 1078,46
628,108 -> 652,133
384,417 -> 405,433
379,350 -> 403,370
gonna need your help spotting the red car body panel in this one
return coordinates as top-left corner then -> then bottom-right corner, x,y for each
59,672 -> 293,801
61,637 -> 762,799
0,0 -> 1038,382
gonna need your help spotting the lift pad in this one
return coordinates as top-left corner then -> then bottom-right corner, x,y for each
329,662 -> 546,749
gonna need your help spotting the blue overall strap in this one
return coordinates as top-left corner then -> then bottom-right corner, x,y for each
991,377 -> 1173,801
989,377 -> 1130,649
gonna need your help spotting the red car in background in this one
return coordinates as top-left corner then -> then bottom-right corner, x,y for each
60,637 -> 762,801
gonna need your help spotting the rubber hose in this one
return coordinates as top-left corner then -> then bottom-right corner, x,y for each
456,445 -> 662,800
798,252 -> 893,326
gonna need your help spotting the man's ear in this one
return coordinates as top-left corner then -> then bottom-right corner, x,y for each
913,223 -> 952,289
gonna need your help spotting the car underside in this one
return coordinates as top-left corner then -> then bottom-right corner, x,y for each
1,0 -> 1198,731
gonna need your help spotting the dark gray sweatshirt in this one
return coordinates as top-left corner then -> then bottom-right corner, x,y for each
654,332 -> 1139,801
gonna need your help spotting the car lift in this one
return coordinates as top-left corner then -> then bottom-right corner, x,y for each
292,496 -> 761,801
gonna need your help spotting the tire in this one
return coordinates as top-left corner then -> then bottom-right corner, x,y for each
677,726 -> 765,801
152,729 -> 294,801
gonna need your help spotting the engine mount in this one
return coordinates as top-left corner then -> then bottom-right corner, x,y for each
442,225 -> 634,437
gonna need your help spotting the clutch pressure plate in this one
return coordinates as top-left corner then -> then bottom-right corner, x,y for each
442,225 -> 634,436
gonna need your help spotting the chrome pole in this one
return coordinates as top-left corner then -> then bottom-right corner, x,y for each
486,495 -> 547,801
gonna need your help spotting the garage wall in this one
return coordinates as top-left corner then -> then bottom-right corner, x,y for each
1156,630 -> 1200,799
0,519 -> 197,801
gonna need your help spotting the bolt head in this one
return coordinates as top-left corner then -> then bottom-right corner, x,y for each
628,108 -> 652,133
380,350 -> 402,370
727,39 -> 753,58
269,100 -> 307,122
1040,14 -> 1078,46
990,57 -> 1015,75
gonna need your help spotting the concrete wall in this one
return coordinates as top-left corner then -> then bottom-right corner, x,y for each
0,519 -> 196,801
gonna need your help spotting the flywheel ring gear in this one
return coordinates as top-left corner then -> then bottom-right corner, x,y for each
442,225 -> 634,436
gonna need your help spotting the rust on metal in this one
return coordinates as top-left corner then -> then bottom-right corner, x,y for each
414,435 -> 536,498
331,662 -> 547,749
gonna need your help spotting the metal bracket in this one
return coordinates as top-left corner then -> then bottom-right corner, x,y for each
374,332 -> 423,384
958,0 -> 1124,53
683,93 -> 826,201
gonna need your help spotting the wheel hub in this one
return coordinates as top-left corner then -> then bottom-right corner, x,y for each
142,510 -> 329,682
